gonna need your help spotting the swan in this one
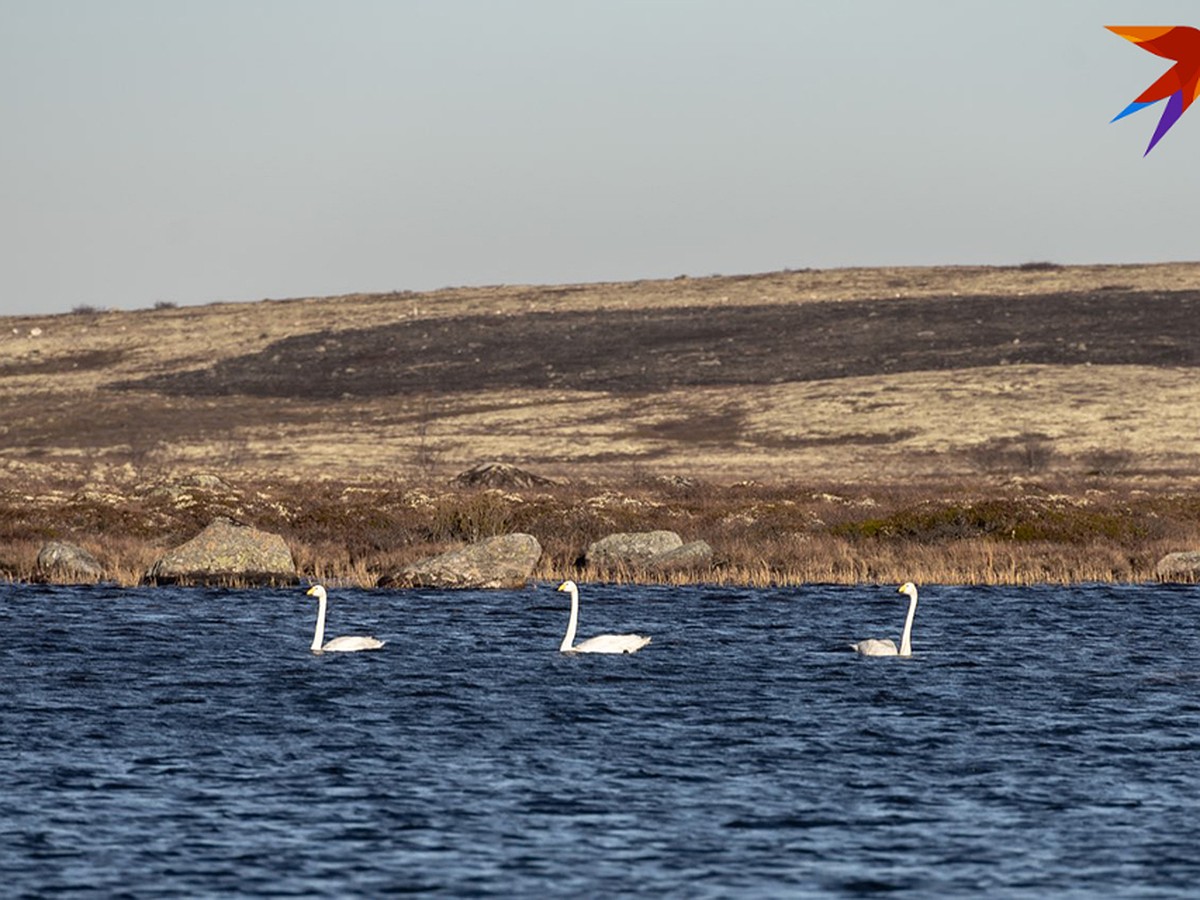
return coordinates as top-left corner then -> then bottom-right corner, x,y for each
306,584 -> 385,653
556,580 -> 651,654
851,582 -> 919,657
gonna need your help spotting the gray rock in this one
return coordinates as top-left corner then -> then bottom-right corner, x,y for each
36,540 -> 104,583
649,540 -> 714,573
380,533 -> 542,589
145,517 -> 298,586
1155,551 -> 1200,582
452,462 -> 556,489
585,530 -> 684,570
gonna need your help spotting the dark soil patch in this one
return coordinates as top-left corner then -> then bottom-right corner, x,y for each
7,394 -> 327,453
118,290 -> 1200,399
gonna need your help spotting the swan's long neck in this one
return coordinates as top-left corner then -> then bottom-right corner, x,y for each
560,585 -> 579,652
898,591 -> 917,657
311,593 -> 328,651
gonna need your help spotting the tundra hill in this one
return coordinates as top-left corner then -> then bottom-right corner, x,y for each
3,262 -> 1199,486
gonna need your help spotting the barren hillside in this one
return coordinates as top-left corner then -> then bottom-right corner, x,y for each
3,262 -> 1199,487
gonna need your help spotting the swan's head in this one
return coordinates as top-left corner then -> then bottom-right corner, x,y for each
306,584 -> 327,600
898,581 -> 918,599
557,580 -> 577,593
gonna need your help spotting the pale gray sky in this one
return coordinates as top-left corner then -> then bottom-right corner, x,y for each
2,0 -> 1197,316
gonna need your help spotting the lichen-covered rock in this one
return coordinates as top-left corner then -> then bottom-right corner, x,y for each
380,533 -> 542,589
36,540 -> 104,583
1155,551 -> 1200,582
649,540 -> 714,573
585,530 -> 684,570
145,517 -> 298,586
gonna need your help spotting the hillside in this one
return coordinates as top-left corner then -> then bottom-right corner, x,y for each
3,262 -> 1199,487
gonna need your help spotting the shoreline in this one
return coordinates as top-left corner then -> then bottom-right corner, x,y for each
4,472 -> 1196,588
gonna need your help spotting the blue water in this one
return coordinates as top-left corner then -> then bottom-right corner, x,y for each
3,582 -> 1199,898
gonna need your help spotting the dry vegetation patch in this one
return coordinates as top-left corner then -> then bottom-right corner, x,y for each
1,474 -> 1197,587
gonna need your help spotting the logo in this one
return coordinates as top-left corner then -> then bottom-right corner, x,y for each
1108,25 -> 1200,155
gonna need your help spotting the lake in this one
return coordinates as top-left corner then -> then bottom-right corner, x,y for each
2,581 -> 1198,897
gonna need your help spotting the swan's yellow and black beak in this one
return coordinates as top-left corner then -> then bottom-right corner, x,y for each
306,585 -> 319,597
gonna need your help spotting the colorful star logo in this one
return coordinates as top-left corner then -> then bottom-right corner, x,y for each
1108,26 -> 1200,155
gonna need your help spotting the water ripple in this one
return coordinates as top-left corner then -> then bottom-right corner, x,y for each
2,582 -> 1199,896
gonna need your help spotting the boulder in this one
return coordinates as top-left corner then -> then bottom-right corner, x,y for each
379,533 -> 542,589
36,540 -> 104,583
145,517 -> 298,586
585,530 -> 684,570
649,540 -> 714,573
1155,551 -> 1200,582
452,462 -> 555,489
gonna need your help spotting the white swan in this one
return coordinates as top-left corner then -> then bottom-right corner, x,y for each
851,582 -> 919,657
557,580 -> 651,654
306,584 -> 385,653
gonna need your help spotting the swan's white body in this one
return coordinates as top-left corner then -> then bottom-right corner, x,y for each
852,582 -> 919,657
307,585 -> 385,653
557,580 -> 650,654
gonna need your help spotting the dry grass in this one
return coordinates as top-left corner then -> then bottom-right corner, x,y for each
2,261 -> 1200,485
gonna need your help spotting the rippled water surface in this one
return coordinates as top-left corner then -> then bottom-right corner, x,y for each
3,582 -> 1199,897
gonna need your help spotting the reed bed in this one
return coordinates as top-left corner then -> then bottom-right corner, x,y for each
2,473 -> 1198,587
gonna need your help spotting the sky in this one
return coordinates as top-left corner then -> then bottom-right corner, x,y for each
2,0 -> 1199,316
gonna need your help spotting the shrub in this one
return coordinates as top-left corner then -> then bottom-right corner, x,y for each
427,490 -> 517,542
967,434 -> 1056,474
1082,448 -> 1135,477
